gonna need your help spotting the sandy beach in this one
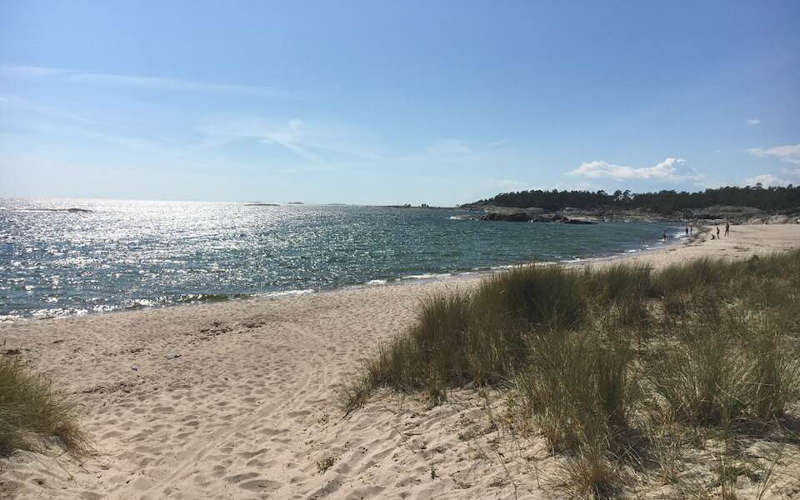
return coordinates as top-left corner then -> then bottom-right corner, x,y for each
2,224 -> 799,499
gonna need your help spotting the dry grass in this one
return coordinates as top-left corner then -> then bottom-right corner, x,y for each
343,249 -> 800,496
0,357 -> 88,457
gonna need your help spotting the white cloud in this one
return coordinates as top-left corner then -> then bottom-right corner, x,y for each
568,157 -> 698,182
0,65 -> 283,97
747,144 -> 800,165
743,174 -> 785,186
746,118 -> 761,126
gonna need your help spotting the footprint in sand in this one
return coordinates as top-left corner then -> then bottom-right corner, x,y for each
260,427 -> 288,436
225,472 -> 259,483
238,448 -> 268,459
287,409 -> 311,418
239,479 -> 282,492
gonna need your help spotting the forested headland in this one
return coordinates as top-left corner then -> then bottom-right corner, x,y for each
464,185 -> 800,215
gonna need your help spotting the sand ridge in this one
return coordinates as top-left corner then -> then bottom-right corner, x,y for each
1,224 -> 799,498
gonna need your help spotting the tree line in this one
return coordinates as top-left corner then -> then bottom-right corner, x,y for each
466,185 -> 800,214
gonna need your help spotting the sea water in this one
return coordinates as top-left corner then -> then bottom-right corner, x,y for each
0,199 -> 683,320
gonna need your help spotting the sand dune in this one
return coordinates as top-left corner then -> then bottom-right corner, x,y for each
2,224 -> 799,499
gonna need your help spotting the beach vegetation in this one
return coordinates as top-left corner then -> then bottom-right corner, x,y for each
343,249 -> 800,497
0,357 -> 88,457
316,454 -> 337,474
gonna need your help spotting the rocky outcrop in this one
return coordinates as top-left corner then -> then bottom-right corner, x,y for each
462,204 -> 800,225
478,209 -> 597,224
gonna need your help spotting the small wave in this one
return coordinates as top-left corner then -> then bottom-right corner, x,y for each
366,279 -> 388,285
489,264 -> 518,271
401,272 -> 453,281
173,293 -> 251,304
29,307 -> 90,319
257,289 -> 315,298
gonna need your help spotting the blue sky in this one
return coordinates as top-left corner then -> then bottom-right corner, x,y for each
1,1 -> 799,205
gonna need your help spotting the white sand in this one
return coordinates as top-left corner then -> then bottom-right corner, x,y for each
2,224 -> 799,499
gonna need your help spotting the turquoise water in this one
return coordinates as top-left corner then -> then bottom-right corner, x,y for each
0,199 -> 682,320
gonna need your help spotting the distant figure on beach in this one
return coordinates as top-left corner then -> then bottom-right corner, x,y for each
725,222 -> 730,237
662,230 -> 667,241
685,226 -> 689,236
716,225 -> 720,239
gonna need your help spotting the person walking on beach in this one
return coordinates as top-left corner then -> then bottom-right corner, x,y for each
685,226 -> 689,236
725,222 -> 730,237
716,225 -> 720,239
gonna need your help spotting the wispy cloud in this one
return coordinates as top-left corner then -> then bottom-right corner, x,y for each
0,65 -> 283,97
0,93 -> 95,125
0,65 -> 68,78
746,118 -> 761,126
487,138 -> 512,149
261,119 -> 324,164
747,144 -> 800,165
197,117 -> 383,165
568,157 -> 698,182
425,139 -> 472,156
490,178 -> 528,192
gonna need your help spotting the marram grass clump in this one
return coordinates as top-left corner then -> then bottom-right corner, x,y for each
0,357 -> 88,456
343,249 -> 800,496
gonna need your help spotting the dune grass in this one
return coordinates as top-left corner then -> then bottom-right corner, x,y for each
343,249 -> 800,496
0,357 -> 88,457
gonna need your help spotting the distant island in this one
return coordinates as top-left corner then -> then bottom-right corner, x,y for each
461,184 -> 800,224
18,207 -> 94,213
381,203 -> 452,209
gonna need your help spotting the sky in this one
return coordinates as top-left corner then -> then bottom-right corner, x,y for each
1,1 -> 799,205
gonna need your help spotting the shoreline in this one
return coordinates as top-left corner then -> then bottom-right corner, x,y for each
1,223 -> 689,324
2,224 -> 799,499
